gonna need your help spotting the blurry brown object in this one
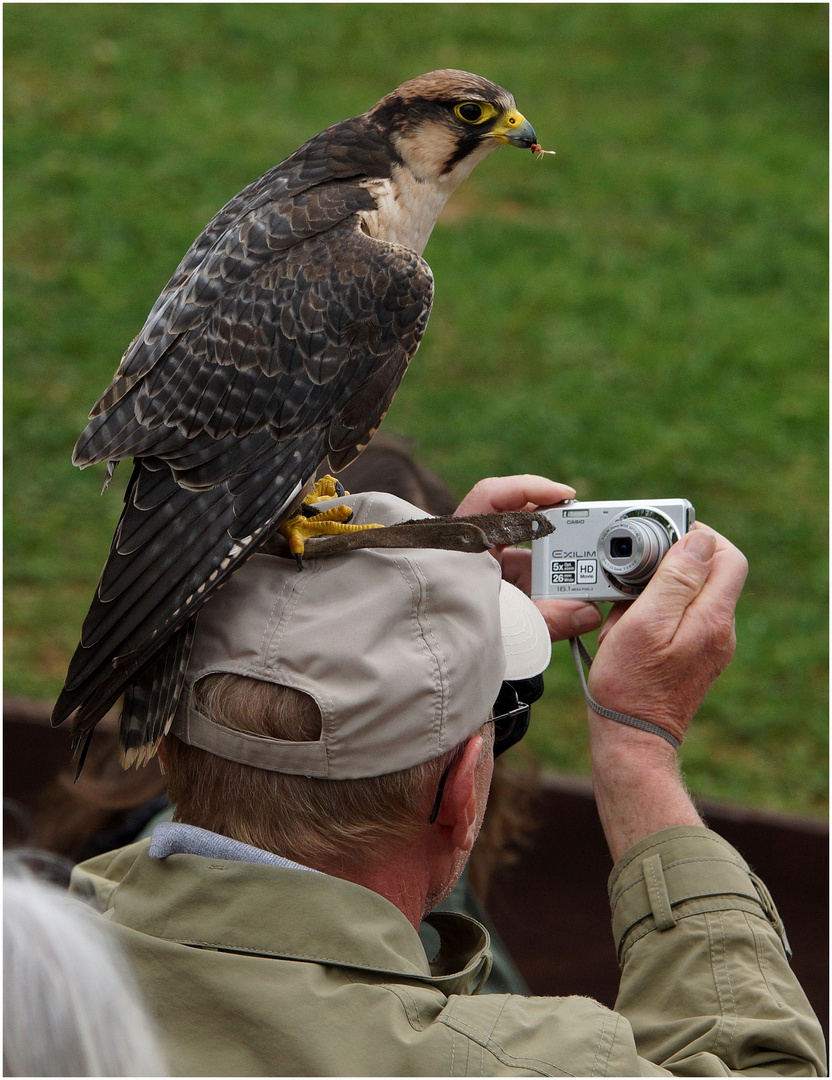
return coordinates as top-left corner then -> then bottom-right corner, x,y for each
28,716 -> 166,861
468,750 -> 541,902
333,431 -> 458,516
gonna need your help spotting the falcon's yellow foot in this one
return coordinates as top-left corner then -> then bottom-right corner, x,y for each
280,505 -> 383,569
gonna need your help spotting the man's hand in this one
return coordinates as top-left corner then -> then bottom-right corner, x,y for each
588,524 -> 748,746
586,524 -> 748,861
455,476 -> 602,642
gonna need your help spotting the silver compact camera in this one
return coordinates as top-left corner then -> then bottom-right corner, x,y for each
531,499 -> 695,602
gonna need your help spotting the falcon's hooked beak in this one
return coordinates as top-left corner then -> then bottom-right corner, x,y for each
488,110 -> 537,149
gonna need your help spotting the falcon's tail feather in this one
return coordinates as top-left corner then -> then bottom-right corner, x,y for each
62,481 -> 241,691
120,619 -> 195,768
72,729 -> 96,782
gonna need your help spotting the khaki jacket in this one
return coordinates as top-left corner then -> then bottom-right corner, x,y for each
71,826 -> 824,1076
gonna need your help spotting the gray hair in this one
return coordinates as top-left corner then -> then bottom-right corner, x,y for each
3,860 -> 167,1076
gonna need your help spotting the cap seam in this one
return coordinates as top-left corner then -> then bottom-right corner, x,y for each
411,555 -> 450,756
259,563 -> 335,769
387,552 -> 448,757
258,569 -> 302,671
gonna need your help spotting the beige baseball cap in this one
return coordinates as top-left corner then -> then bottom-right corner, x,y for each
170,491 -> 551,779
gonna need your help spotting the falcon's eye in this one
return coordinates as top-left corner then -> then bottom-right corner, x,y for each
454,101 -> 496,125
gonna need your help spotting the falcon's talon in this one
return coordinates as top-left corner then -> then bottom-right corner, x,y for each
279,505 -> 370,567
305,475 -> 350,505
305,507 -> 355,525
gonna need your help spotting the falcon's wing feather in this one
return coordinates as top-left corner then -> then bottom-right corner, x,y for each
75,219 -> 431,482
80,117 -> 394,425
72,429 -> 320,666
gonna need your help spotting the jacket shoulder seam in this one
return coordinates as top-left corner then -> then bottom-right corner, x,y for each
438,1012 -> 576,1076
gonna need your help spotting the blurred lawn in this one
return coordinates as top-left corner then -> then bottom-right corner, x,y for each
4,4 -> 827,815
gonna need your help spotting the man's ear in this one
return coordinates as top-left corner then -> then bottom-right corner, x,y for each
435,736 -> 483,851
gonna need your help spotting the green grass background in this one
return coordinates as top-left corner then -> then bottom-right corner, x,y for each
5,4 -> 827,815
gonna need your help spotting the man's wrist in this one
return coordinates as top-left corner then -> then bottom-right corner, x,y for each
588,709 -> 681,765
589,712 -> 703,863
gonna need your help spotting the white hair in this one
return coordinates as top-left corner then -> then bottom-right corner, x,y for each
3,863 -> 167,1077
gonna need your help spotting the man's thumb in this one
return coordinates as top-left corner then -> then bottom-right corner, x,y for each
646,529 -> 717,616
680,529 -> 718,563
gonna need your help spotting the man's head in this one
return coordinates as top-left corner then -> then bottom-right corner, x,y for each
164,492 -> 550,887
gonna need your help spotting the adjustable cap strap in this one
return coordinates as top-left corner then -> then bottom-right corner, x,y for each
170,705 -> 330,776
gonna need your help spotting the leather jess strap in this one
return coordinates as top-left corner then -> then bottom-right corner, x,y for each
258,511 -> 555,559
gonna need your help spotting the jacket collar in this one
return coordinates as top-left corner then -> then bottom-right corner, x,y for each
72,840 -> 492,996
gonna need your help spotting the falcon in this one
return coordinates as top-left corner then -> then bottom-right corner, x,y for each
51,69 -> 539,767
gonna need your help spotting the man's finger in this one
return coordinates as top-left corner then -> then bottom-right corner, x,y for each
599,526 -> 745,646
500,547 -> 532,593
535,598 -> 603,642
455,475 -> 575,517
500,548 -> 601,641
597,601 -> 632,643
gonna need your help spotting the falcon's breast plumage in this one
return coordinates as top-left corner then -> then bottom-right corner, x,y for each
51,69 -> 538,766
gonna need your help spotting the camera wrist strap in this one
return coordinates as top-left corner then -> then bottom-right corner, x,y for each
569,637 -> 681,751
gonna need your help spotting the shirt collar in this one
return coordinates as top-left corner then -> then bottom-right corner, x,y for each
148,821 -> 320,873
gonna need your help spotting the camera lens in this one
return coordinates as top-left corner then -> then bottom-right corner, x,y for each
609,537 -> 633,559
599,517 -> 673,587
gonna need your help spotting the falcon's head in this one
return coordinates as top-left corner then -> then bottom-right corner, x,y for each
369,69 -> 537,185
